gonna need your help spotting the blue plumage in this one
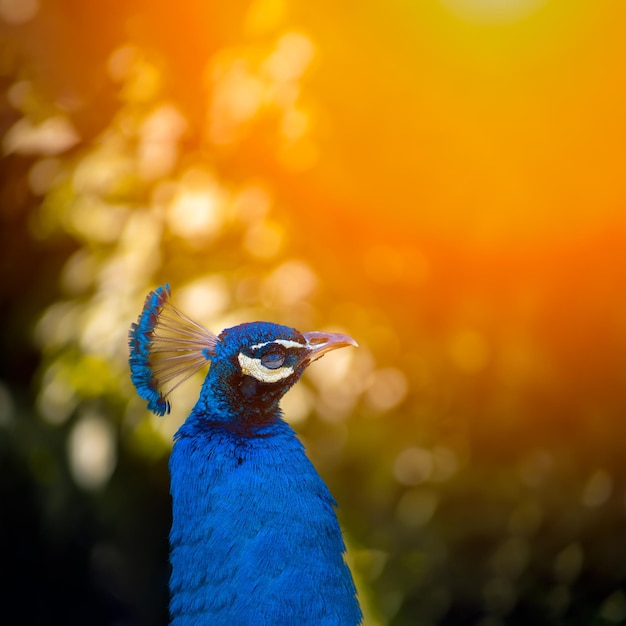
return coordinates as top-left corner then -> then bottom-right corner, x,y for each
129,286 -> 362,625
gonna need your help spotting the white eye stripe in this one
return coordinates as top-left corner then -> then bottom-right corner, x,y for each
249,339 -> 306,351
238,353 -> 294,383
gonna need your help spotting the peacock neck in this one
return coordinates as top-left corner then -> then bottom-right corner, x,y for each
167,401 -> 361,625
181,364 -> 292,436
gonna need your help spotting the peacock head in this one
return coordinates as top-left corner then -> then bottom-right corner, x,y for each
129,285 -> 357,417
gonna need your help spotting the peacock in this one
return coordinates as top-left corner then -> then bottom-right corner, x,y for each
129,284 -> 363,625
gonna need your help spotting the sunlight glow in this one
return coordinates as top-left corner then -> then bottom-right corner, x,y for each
244,219 -> 284,258
138,104 -> 187,180
281,108 -> 309,141
61,250 -> 99,294
208,58 -> 265,144
263,33 -> 315,83
170,189 -> 219,238
178,276 -> 231,321
68,411 -> 117,490
67,197 -> 129,244
35,301 -> 80,352
167,172 -> 225,241
3,116 -> 79,156
28,158 -> 61,195
364,367 -> 408,413
0,0 -> 38,24
107,45 -> 139,82
245,0 -> 287,34
72,145 -> 134,195
233,185 -> 271,221
440,0 -> 547,23
80,299 -> 127,357
35,358 -> 76,424
262,260 -> 318,307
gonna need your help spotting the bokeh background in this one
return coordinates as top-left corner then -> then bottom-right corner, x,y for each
2,0 -> 626,624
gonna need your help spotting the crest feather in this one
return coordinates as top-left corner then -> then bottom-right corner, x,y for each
129,284 -> 217,415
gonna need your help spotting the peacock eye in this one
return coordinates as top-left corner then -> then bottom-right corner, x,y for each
261,351 -> 285,370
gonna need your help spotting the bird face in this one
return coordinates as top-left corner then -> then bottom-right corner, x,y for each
213,322 -> 357,412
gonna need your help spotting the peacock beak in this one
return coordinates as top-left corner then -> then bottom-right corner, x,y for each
302,331 -> 358,364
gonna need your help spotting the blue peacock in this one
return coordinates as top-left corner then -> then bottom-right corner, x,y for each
129,284 -> 363,625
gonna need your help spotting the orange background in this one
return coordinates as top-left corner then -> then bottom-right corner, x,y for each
2,1 -> 626,624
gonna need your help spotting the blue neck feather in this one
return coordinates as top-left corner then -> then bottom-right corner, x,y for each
169,418 -> 362,625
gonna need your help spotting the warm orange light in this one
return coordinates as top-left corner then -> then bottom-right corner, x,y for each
440,0 -> 547,23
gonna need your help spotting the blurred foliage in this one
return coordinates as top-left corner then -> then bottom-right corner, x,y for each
2,1 -> 626,625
